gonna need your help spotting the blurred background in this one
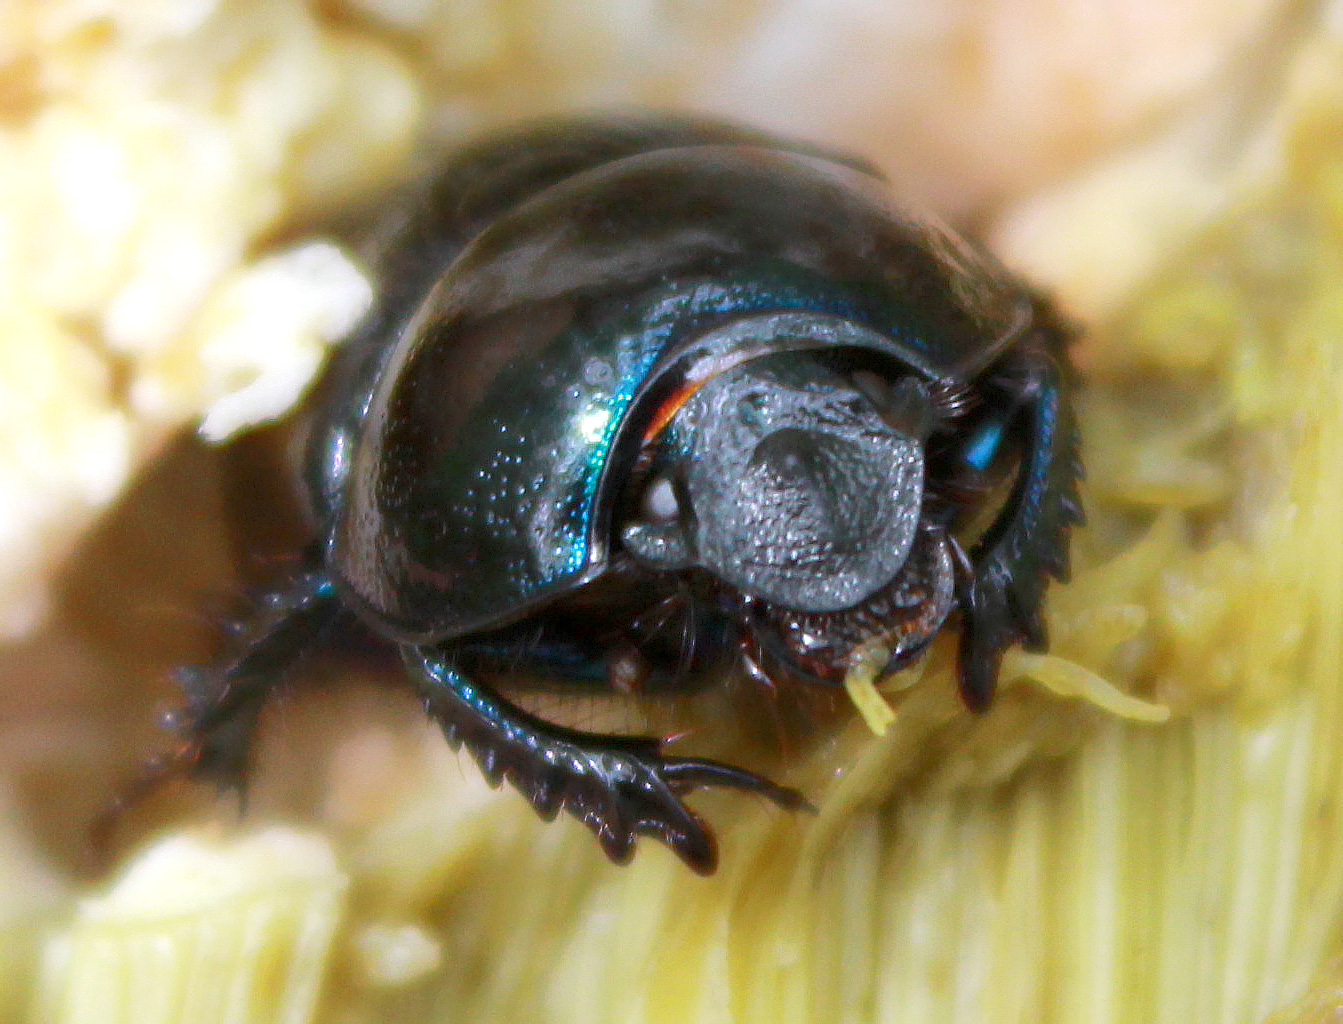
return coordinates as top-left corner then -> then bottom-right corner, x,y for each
1,1 -> 1341,1021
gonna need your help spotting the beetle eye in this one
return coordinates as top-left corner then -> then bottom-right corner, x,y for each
641,476 -> 681,522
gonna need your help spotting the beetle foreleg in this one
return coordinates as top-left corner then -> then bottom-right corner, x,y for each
956,318 -> 1084,709
408,646 -> 809,874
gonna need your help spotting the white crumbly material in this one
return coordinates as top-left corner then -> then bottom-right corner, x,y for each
0,0 -> 420,637
191,242 -> 373,442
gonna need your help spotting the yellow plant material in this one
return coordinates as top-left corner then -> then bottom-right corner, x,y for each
843,644 -> 899,736
4,4 -> 1343,1024
31,829 -> 348,1024
1001,650 -> 1171,724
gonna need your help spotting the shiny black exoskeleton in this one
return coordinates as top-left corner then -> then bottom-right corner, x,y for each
151,116 -> 1082,873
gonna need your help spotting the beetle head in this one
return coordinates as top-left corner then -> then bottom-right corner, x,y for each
622,352 -> 932,613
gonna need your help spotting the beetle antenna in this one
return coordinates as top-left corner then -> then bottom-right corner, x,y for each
926,378 -> 979,423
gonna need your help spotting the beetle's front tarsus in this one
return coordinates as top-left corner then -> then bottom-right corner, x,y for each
409,648 -> 804,874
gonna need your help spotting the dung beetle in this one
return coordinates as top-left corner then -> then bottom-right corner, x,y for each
143,115 -> 1081,874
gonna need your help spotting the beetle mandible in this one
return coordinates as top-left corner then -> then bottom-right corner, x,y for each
144,115 -> 1082,874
